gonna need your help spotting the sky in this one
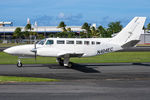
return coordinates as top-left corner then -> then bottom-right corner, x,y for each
0,0 -> 150,27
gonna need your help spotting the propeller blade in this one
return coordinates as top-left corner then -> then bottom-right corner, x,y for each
34,36 -> 37,61
35,51 -> 37,61
34,36 -> 37,49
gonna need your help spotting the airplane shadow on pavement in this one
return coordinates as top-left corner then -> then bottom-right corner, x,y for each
132,63 -> 150,66
23,63 -> 101,73
70,63 -> 100,73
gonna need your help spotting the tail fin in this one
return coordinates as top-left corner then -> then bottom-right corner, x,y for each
112,17 -> 146,47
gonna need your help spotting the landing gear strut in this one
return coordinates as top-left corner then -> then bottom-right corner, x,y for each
17,59 -> 22,68
57,58 -> 64,66
57,57 -> 72,68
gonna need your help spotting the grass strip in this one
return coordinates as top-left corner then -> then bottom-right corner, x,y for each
0,76 -> 58,83
0,43 -> 26,47
0,52 -> 150,64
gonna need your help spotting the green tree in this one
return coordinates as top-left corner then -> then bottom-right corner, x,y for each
98,26 -> 107,37
81,22 -> 92,38
67,27 -> 72,32
37,34 -> 45,39
82,22 -> 91,33
79,32 -> 87,38
25,24 -> 34,43
58,21 -> 66,28
58,21 -> 67,32
13,27 -> 22,43
147,23 -> 150,30
107,21 -> 123,37
23,31 -> 29,39
91,26 -> 99,38
68,32 -> 76,38
25,24 -> 32,31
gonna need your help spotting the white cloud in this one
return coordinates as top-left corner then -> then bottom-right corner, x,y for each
58,13 -> 65,19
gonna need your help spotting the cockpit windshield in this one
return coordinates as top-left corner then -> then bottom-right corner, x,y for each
37,39 -> 46,45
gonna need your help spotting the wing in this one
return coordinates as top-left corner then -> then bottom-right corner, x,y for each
58,52 -> 84,58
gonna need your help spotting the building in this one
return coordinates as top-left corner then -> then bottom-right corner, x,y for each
0,18 -> 85,40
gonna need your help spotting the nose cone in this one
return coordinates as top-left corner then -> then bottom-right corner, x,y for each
3,44 -> 36,56
3,48 -> 14,54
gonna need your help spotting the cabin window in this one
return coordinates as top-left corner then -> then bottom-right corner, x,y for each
76,41 -> 82,44
84,41 -> 89,45
66,40 -> 74,44
91,41 -> 95,45
57,40 -> 65,44
96,42 -> 101,45
46,40 -> 54,45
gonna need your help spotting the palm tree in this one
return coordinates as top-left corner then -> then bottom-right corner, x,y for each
108,21 -> 122,33
107,21 -> 123,37
98,26 -> 107,37
81,22 -> 90,33
25,24 -> 33,43
91,26 -> 99,38
81,22 -> 92,38
25,24 -> 32,31
13,27 -> 22,43
58,21 -> 67,32
147,23 -> 150,30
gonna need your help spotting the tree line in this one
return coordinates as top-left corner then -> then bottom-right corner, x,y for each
13,20 -> 150,42
49,21 -> 123,38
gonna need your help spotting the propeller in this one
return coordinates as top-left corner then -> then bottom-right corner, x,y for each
34,36 -> 37,61
32,36 -> 37,61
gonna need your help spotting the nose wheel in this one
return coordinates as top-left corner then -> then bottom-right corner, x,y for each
17,59 -> 23,68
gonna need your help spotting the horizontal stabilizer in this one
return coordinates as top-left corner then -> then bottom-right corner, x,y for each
121,40 -> 140,48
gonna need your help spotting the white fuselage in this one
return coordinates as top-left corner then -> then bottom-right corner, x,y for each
4,38 -> 122,57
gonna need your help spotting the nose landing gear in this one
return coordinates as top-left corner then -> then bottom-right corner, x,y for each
17,59 -> 23,68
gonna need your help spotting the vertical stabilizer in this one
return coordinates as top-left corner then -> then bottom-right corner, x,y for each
112,17 -> 146,46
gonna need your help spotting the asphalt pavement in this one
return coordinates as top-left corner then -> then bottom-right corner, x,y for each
0,63 -> 150,100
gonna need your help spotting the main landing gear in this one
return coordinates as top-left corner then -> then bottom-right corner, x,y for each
17,59 -> 23,68
16,57 -> 72,68
57,57 -> 72,68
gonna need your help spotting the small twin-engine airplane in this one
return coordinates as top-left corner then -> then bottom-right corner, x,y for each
4,17 -> 146,68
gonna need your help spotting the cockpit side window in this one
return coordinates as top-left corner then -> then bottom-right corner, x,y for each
46,40 -> 54,45
37,39 -> 46,45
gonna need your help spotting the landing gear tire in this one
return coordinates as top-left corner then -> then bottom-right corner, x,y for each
17,59 -> 23,68
65,62 -> 72,68
59,60 -> 64,66
17,62 -> 22,68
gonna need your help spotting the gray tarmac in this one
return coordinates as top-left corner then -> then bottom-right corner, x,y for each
0,63 -> 150,100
